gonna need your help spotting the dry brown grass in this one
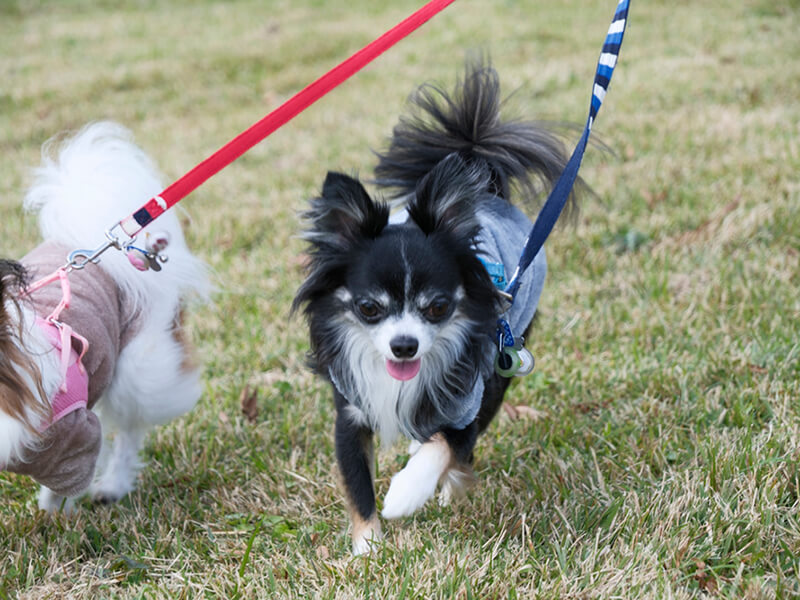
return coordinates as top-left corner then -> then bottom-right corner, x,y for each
1,0 -> 799,598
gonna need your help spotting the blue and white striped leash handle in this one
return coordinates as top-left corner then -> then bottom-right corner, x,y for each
503,0 -> 630,302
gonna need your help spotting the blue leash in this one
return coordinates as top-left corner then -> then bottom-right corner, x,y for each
495,0 -> 630,374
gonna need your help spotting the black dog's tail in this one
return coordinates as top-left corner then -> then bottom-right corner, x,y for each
374,57 -> 582,216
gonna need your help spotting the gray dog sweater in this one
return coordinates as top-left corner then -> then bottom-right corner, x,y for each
446,199 -> 546,429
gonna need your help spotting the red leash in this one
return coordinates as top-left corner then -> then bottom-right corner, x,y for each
117,0 -> 456,238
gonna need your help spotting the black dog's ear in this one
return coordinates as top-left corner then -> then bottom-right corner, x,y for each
303,172 -> 389,247
407,153 -> 489,239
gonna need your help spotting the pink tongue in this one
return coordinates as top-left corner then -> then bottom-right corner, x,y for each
386,358 -> 421,381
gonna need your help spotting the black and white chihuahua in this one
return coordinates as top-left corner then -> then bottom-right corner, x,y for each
294,59 -> 578,554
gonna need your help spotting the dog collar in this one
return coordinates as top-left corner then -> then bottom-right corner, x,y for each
479,258 -> 507,289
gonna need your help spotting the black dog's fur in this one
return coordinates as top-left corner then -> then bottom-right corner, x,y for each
294,59 -> 576,553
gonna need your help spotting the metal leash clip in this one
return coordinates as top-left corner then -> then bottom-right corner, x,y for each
64,226 -> 134,272
62,225 -> 169,274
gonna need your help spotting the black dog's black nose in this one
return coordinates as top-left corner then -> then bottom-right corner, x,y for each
390,335 -> 418,359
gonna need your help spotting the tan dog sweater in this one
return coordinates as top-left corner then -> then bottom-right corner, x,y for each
4,242 -> 139,497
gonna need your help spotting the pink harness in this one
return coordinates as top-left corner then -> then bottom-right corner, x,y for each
25,268 -> 90,429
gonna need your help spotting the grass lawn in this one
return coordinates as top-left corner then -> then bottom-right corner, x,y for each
1,0 -> 799,597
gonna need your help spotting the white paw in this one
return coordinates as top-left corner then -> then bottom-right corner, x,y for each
352,521 -> 382,555
382,464 -> 438,519
38,487 -> 75,513
382,437 -> 451,519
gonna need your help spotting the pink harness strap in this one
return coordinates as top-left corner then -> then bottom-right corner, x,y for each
36,318 -> 89,426
25,268 -> 90,429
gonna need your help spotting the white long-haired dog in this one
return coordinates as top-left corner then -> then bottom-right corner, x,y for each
0,122 -> 208,511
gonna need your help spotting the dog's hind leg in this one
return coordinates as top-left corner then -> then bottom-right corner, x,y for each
90,426 -> 147,504
436,373 -> 514,506
90,319 -> 203,504
437,424 -> 480,507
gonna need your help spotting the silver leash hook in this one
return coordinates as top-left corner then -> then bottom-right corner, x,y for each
63,226 -> 137,273
65,240 -> 115,272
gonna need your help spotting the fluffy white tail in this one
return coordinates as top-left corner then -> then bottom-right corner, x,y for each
24,122 -> 208,314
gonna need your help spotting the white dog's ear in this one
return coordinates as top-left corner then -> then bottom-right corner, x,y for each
303,172 -> 389,248
407,153 -> 488,239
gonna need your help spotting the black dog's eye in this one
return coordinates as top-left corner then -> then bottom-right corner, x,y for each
424,298 -> 451,322
355,299 -> 383,323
